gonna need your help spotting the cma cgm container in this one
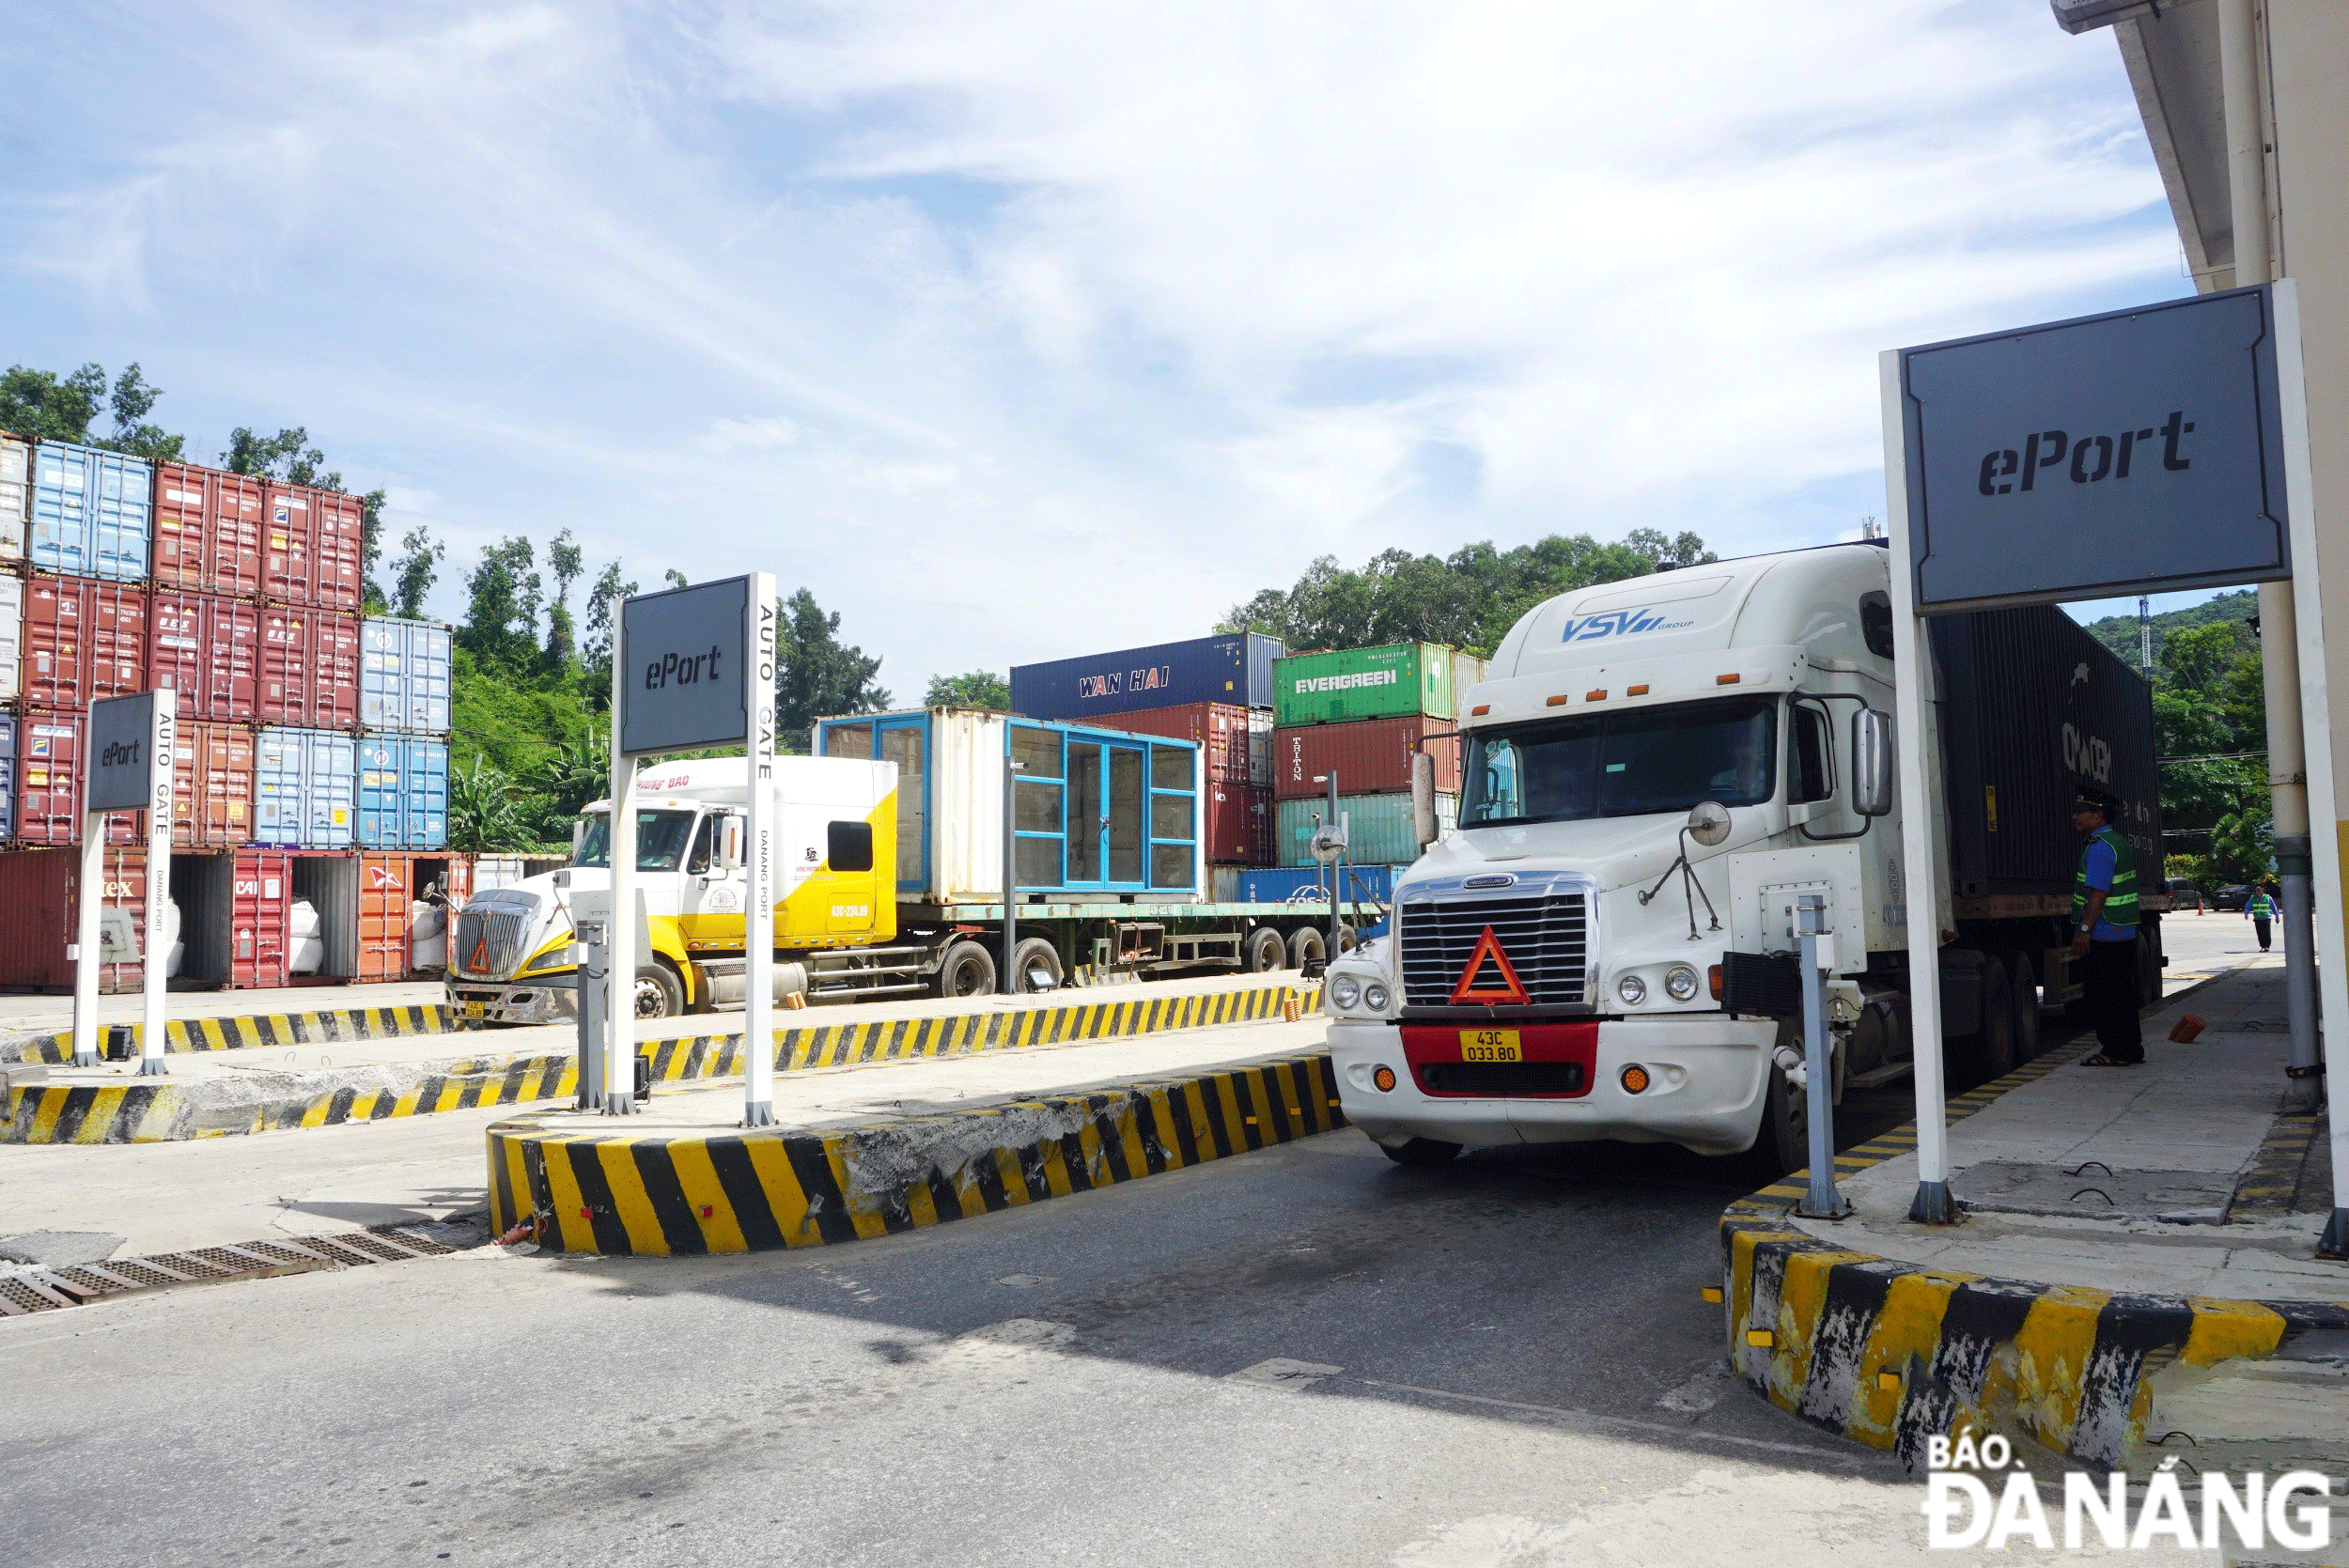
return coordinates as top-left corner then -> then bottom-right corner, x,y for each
1009,633 -> 1284,722
1272,716 -> 1461,800
357,732 -> 449,849
173,721 -> 257,849
151,462 -> 267,598
29,442 -> 152,582
17,575 -> 148,709
1275,791 -> 1455,869
149,588 -> 262,722
1272,642 -> 1455,727
263,483 -> 366,610
0,434 -> 28,565
254,727 -> 357,848
816,707 -> 1203,900
360,616 -> 454,733
12,712 -> 141,846
165,847 -> 366,987
261,605 -> 361,728
0,845 -> 148,992
1104,701 -> 1272,786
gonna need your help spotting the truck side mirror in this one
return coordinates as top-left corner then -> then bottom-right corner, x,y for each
1410,753 -> 1439,847
715,815 -> 745,871
1852,708 -> 1894,816
1686,800 -> 1732,846
570,818 -> 586,857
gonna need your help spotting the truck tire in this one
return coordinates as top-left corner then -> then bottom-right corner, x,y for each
1008,937 -> 1064,993
936,939 -> 997,999
2137,927 -> 2161,1009
1950,956 -> 2015,1089
1243,926 -> 1287,972
632,962 -> 684,1021
1288,926 -> 1327,970
1735,1049 -> 1808,1184
2009,954 -> 2042,1062
1380,1138 -> 1462,1168
1336,923 -> 1359,953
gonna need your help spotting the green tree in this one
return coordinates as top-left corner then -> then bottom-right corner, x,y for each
527,736 -> 610,843
543,529 -> 583,669
457,536 -> 543,673
775,588 -> 890,749
925,670 -> 1011,709
446,753 -> 533,851
581,561 -> 637,702
388,526 -> 445,620
0,361 -> 183,458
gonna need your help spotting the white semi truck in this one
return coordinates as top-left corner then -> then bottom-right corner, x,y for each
1323,541 -> 2167,1174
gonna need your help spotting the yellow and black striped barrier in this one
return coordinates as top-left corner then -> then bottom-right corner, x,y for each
1,1002 -> 455,1065
486,1053 -> 1345,1255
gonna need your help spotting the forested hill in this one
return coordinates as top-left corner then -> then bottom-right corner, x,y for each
2078,588 -> 2259,673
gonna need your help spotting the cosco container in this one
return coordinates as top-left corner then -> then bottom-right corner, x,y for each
1933,605 -> 2163,897
18,575 -> 149,709
816,706 -> 1203,901
173,721 -> 257,849
0,845 -> 149,992
1203,781 -> 1273,864
260,605 -> 361,728
29,442 -> 151,582
1210,863 -> 1413,907
12,711 -> 141,846
1101,701 -> 1271,785
151,461 -> 267,598
1009,633 -> 1284,722
1272,716 -> 1461,800
1272,642 -> 1455,727
0,434 -> 28,565
360,616 -> 454,733
254,727 -> 358,847
262,483 -> 366,609
164,847 -> 370,986
150,588 -> 262,722
358,732 -> 449,849
1275,791 -> 1455,868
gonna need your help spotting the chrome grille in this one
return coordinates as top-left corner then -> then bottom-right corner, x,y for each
451,906 -> 533,981
1399,892 -> 1589,1007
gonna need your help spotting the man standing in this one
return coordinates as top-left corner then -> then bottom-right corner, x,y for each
2070,795 -> 2143,1066
2246,883 -> 2278,952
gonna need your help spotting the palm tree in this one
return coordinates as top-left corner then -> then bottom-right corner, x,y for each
448,753 -> 530,851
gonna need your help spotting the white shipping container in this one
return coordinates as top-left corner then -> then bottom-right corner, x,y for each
0,434 -> 28,565
0,573 -> 20,705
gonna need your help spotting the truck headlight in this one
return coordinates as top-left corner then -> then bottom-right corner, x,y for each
1363,982 -> 1390,1012
1665,965 -> 1700,1001
1330,974 -> 1362,1009
521,943 -> 577,974
1618,974 -> 1647,1006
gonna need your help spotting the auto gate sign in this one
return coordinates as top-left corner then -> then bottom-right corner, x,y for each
1896,283 -> 2292,612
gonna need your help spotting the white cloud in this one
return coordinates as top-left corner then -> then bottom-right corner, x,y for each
703,416 -> 803,453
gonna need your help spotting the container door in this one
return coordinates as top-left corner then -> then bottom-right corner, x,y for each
415,622 -> 451,733
30,444 -> 89,575
876,716 -> 927,896
1063,737 -> 1151,890
410,737 -> 447,849
358,736 -> 396,847
0,436 -> 25,564
235,848 -> 291,986
360,619 -> 397,731
358,853 -> 409,982
254,729 -> 299,846
0,714 -> 13,840
1066,740 -> 1103,884
310,731 -> 356,847
0,573 -> 19,705
218,598 -> 259,722
92,453 -> 152,582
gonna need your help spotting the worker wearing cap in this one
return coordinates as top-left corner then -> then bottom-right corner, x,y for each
2070,795 -> 2142,1066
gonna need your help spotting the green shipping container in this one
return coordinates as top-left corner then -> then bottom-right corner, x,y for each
1276,792 -> 1457,868
1273,643 -> 1455,726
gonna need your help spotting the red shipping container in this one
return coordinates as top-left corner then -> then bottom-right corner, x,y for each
259,604 -> 361,727
152,461 -> 267,598
262,483 -> 366,610
1204,782 -> 1274,865
18,576 -> 148,710
149,588 -> 263,722
1102,702 -> 1270,785
1272,717 -> 1461,800
13,711 -> 142,846
173,721 -> 257,849
0,845 -> 148,992
357,851 -> 472,982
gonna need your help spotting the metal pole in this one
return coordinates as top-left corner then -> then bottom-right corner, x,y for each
70,811 -> 103,1067
1795,893 -> 1847,1219
138,701 -> 173,1077
1327,768 -> 1341,959
1881,347 -> 1958,1224
604,623 -> 639,1117
743,572 -> 777,1127
574,916 -> 605,1110
1001,744 -> 1019,995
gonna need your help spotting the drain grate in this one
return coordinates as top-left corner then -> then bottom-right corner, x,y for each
0,1224 -> 478,1316
0,1275 -> 79,1314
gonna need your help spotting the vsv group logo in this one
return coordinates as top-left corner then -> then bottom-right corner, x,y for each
1557,608 -> 1697,644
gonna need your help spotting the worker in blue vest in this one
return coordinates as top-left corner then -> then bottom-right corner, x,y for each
2070,794 -> 2142,1066
2245,883 -> 2278,952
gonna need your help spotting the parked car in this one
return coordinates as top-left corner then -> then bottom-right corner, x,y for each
2214,884 -> 2253,911
2167,877 -> 2205,912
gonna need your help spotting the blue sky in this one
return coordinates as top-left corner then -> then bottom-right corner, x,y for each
2,2 -> 2191,691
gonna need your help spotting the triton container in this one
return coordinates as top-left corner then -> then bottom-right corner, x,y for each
151,461 -> 267,598
357,732 -> 449,849
149,588 -> 263,722
1009,633 -> 1284,722
1102,701 -> 1273,785
1272,716 -> 1462,800
359,616 -> 454,734
253,726 -> 358,848
262,483 -> 366,610
17,576 -> 149,710
1272,642 -> 1455,727
1276,791 -> 1456,868
28,442 -> 151,582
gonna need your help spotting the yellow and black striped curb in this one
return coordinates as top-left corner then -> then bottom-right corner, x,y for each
486,1052 -> 1346,1256
0,1225 -> 463,1317
2231,1110 -> 2325,1219
3,981 -> 1326,1144
1720,1038 -> 2349,1470
1,1002 -> 455,1064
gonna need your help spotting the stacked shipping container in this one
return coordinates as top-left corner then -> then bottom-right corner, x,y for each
1268,642 -> 1481,866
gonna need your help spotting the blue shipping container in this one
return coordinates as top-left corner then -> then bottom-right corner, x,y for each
360,616 -> 454,734
30,442 -> 152,582
0,712 -> 14,839
357,733 -> 448,849
254,727 -> 358,847
1212,862 -> 1412,936
1275,792 -> 1456,869
1010,633 -> 1285,722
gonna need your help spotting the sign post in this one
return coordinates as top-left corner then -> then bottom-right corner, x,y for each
78,692 -> 173,1075
743,573 -> 778,1126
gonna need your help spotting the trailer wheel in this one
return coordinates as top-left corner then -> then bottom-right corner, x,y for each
1380,1138 -> 1462,1168
1288,926 -> 1326,970
1950,956 -> 2015,1089
936,939 -> 997,998
2009,954 -> 2042,1062
632,962 -> 684,1021
1009,937 -> 1064,993
1243,926 -> 1287,972
2137,927 -> 2162,1009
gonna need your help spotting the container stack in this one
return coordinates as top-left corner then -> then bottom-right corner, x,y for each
1268,642 -> 1481,867
1008,633 -> 1283,868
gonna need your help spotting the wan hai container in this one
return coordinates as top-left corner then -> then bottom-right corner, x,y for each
1272,642 -> 1455,727
1009,633 -> 1284,722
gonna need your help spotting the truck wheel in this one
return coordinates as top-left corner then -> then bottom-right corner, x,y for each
1288,926 -> 1327,970
1380,1138 -> 1462,1168
1009,937 -> 1064,993
2137,928 -> 2161,1009
632,962 -> 683,1020
1244,926 -> 1287,972
1951,957 -> 2015,1089
936,939 -> 997,998
1735,1049 -> 1808,1185
1336,923 -> 1359,953
2009,955 -> 2042,1062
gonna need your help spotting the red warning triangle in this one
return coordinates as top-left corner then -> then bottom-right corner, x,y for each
1450,925 -> 1530,1005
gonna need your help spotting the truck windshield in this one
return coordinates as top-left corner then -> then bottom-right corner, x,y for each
574,810 -> 699,871
1460,696 -> 1778,827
